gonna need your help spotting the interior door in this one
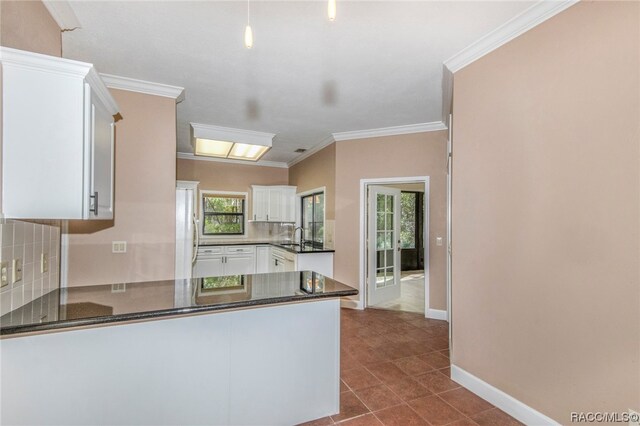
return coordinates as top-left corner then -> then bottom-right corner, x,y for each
368,186 -> 401,306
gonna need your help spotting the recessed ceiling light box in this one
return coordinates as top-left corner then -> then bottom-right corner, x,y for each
191,123 -> 275,162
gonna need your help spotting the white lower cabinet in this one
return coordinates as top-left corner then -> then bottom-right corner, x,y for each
256,246 -> 271,273
193,246 -> 256,278
194,244 -> 335,278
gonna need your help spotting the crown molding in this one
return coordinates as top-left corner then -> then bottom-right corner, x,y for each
177,152 -> 288,169
42,1 -> 81,31
287,135 -> 335,168
443,0 -> 579,74
332,121 -> 447,142
0,47 -> 119,115
100,74 -> 185,102
191,123 -> 275,147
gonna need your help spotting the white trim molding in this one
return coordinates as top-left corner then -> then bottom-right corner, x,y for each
451,365 -> 560,426
288,135 -> 335,168
426,309 -> 448,321
333,121 -> 447,142
177,152 -> 288,169
444,0 -> 579,73
42,1 -> 81,31
100,74 -> 185,102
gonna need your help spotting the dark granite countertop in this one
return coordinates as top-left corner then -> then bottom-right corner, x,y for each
0,271 -> 357,337
199,240 -> 335,254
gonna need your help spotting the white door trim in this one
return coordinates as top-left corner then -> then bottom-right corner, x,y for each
359,176 -> 431,317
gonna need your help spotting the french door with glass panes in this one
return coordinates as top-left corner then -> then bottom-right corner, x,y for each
367,186 -> 401,306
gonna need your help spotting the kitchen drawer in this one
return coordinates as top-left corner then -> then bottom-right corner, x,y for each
198,246 -> 223,256
224,245 -> 255,254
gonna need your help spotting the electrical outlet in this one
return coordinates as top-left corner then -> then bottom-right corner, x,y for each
0,262 -> 8,287
436,237 -> 443,246
111,283 -> 126,293
40,253 -> 48,273
112,241 -> 127,254
12,258 -> 22,284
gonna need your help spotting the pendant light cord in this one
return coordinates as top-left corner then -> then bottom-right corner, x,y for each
247,0 -> 250,25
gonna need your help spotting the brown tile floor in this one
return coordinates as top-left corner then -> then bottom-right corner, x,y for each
300,308 -> 522,426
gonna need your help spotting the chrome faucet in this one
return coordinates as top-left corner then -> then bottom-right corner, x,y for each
293,226 -> 305,247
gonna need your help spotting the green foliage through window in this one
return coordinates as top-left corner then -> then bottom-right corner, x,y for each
301,192 -> 324,249
202,194 -> 245,235
400,192 -> 416,248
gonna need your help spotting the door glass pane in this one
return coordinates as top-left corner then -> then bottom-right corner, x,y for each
377,213 -> 384,229
387,195 -> 394,212
314,194 -> 324,221
385,249 -> 394,267
385,231 -> 392,249
376,269 -> 385,288
376,232 -> 385,250
302,196 -> 313,240
377,194 -> 385,212
384,267 -> 394,287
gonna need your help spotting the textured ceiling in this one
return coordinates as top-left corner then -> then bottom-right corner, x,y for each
63,1 -> 533,163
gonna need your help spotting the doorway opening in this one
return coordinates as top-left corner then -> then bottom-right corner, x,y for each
359,177 -> 429,317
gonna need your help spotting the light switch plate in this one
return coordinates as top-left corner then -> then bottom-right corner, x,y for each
436,237 -> 443,246
12,258 -> 22,284
41,253 -> 48,273
0,262 -> 8,287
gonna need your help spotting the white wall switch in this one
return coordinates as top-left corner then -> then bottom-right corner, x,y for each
112,241 -> 127,254
1,262 -> 8,287
40,253 -> 48,273
12,258 -> 22,284
436,237 -> 443,246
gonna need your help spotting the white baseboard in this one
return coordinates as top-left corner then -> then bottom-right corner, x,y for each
426,308 -> 448,321
451,365 -> 559,426
340,299 -> 363,310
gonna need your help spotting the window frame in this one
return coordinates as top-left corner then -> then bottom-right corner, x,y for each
299,188 -> 326,249
199,190 -> 248,239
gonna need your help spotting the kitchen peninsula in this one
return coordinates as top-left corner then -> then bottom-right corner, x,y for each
0,271 -> 357,426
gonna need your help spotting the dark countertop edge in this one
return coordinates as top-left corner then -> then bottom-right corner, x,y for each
0,289 -> 357,337
199,241 -> 335,254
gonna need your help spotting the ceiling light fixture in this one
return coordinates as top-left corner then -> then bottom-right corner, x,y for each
244,0 -> 253,49
328,0 -> 336,21
191,123 -> 274,162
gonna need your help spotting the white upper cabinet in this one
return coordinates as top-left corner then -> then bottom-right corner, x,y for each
1,47 -> 119,220
251,185 -> 296,223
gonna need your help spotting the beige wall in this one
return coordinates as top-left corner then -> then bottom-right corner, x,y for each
288,144 -> 336,220
177,158 -> 288,192
66,89 -> 177,286
0,0 -> 61,56
334,131 -> 448,310
451,1 -> 639,422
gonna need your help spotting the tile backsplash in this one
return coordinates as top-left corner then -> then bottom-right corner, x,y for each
0,220 -> 60,316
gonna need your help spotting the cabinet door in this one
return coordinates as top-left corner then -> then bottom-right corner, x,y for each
252,187 -> 268,221
282,188 -> 296,222
268,188 -> 282,222
225,255 -> 256,276
256,246 -> 271,273
88,86 -> 115,220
